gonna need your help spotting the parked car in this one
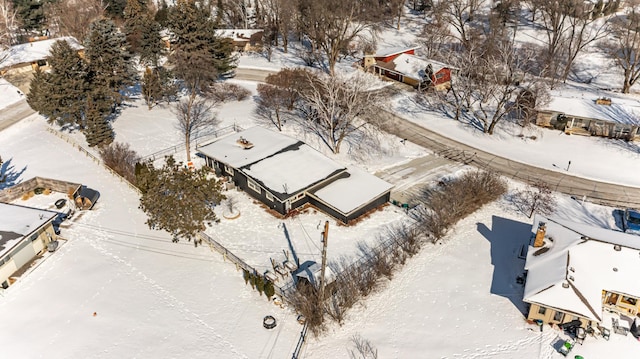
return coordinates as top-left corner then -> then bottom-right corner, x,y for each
623,208 -> 640,234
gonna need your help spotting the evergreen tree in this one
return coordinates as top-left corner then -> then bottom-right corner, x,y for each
168,0 -> 236,97
123,0 -> 148,52
84,93 -> 114,147
12,0 -> 51,32
28,40 -> 88,127
85,19 -> 136,107
104,0 -> 127,19
137,16 -> 165,66
155,0 -> 170,26
137,155 -> 225,243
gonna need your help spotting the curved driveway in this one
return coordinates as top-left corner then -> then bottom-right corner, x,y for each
235,67 -> 640,208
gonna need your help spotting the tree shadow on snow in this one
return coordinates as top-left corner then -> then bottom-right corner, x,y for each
476,215 -> 531,317
0,157 -> 27,190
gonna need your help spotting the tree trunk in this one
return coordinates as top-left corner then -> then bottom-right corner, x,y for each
623,70 -> 632,94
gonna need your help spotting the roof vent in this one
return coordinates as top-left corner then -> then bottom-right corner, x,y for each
569,275 -> 575,281
614,245 -> 622,251
569,267 -> 575,272
237,136 -> 254,149
562,282 -> 570,288
613,267 -> 618,272
581,236 -> 590,240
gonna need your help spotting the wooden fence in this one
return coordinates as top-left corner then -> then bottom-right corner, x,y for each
197,232 -> 293,301
46,127 -> 142,195
139,124 -> 244,162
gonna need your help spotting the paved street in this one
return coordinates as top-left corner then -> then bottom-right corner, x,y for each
1,68 -> 638,207
0,99 -> 35,131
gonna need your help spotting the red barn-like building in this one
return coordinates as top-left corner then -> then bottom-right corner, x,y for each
359,46 -> 453,91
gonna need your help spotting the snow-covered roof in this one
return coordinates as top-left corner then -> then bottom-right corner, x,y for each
378,53 -> 449,81
294,261 -> 336,287
371,46 -> 420,58
545,88 -> 640,125
244,143 -> 345,196
0,203 -> 57,258
312,166 -> 393,214
0,37 -> 83,70
523,215 -> 640,322
215,29 -> 263,41
197,126 -> 299,169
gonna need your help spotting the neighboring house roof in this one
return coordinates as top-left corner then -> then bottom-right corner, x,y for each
0,203 -> 57,258
375,53 -> 450,82
544,88 -> 640,126
524,215 -> 640,322
214,29 -> 263,42
370,46 -> 420,58
0,37 -> 84,70
312,166 -> 393,214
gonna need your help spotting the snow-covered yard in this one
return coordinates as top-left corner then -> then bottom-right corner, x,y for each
2,7 -> 640,359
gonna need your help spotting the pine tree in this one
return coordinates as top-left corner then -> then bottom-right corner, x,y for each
85,19 -> 136,107
84,93 -> 114,147
123,0 -> 148,52
137,155 -> 225,243
138,17 -> 165,67
168,0 -> 236,96
28,40 -> 88,127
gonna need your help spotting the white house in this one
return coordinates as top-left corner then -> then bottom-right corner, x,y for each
0,37 -> 84,76
523,215 -> 640,332
0,203 -> 58,289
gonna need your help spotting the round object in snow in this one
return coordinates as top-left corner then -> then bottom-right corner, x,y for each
263,315 -> 277,329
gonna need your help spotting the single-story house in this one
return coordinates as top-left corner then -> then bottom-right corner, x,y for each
197,126 -> 393,224
0,203 -> 58,289
523,215 -> 640,330
535,92 -> 640,141
359,46 -> 453,90
215,29 -> 263,52
0,37 -> 84,76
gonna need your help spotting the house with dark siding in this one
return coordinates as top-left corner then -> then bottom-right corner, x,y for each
197,127 -> 393,223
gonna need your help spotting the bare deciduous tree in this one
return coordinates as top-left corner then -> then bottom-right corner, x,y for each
0,0 -> 19,51
441,0 -> 487,46
297,71 -> 388,154
174,96 -> 220,162
348,333 -> 378,359
530,0 -> 612,83
99,142 -> 140,183
298,0 -> 376,75
603,3 -> 640,93
511,181 -> 556,218
45,0 -> 105,43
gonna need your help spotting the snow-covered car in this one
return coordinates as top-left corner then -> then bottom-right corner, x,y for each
623,208 -> 640,234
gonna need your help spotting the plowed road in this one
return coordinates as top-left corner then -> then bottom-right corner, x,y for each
234,67 -> 640,208
1,68 -> 638,207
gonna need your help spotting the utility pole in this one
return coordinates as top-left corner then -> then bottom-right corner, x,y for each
318,221 -> 329,305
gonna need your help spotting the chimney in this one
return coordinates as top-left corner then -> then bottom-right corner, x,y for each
534,222 -> 546,248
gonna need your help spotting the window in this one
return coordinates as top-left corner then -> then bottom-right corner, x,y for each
621,296 -> 638,306
553,311 -> 564,322
292,193 -> 305,202
266,192 -> 274,201
30,233 -> 39,242
224,165 -> 234,175
36,59 -> 47,67
248,179 -> 260,193
538,306 -> 546,315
